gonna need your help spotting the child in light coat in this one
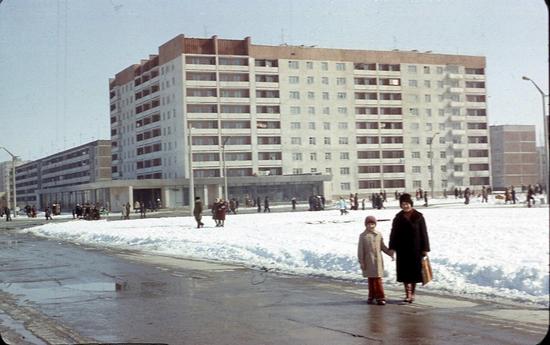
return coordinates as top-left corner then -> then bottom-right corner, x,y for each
358,215 -> 394,305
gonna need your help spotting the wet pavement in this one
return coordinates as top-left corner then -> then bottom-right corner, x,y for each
0,220 -> 547,344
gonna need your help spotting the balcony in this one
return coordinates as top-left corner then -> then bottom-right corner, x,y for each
449,87 -> 464,93
258,159 -> 282,166
219,97 -> 251,104
448,73 -> 463,79
219,81 -> 250,88
449,101 -> 465,107
185,64 -> 217,71
254,66 -> 279,73
218,65 -> 249,72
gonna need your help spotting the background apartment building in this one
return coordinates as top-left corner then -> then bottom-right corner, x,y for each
109,35 -> 490,201
15,140 -> 112,210
490,125 -> 539,189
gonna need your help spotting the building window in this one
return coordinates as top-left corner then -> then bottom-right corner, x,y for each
410,108 -> 419,116
322,107 -> 330,115
310,153 -> 317,161
436,66 -> 444,74
323,122 -> 331,130
340,182 -> 351,190
423,66 -> 430,74
426,109 -> 432,117
412,152 -> 421,158
338,107 -> 348,115
322,77 -> 329,84
338,122 -> 348,129
425,94 -> 432,102
326,167 -> 332,174
411,137 -> 420,144
441,165 -> 447,172
336,63 -> 346,71
289,61 -> 299,69
340,152 -> 350,160
337,92 -> 347,100
321,62 -> 328,70
293,168 -> 303,174
408,80 -> 418,87
290,106 -> 301,115
308,91 -> 315,99
308,122 -> 316,129
408,65 -> 417,73
413,180 -> 422,188
289,91 -> 300,99
309,137 -> 316,145
306,61 -> 314,69
325,152 -> 332,160
308,106 -> 315,114
412,166 -> 421,173
292,153 -> 303,161
339,137 -> 349,144
340,167 -> 350,175
289,76 -> 299,84
324,137 -> 331,145
322,92 -> 329,100
291,122 -> 301,129
291,137 -> 301,145
424,80 -> 431,88
336,77 -> 346,85
307,76 -> 314,84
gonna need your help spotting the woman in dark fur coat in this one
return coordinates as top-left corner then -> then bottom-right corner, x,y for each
389,193 -> 430,303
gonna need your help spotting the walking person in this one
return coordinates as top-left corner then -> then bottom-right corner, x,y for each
337,197 -> 348,215
4,206 -> 11,222
511,186 -> 517,204
124,203 -> 131,220
140,201 -> 146,218
193,197 -> 204,228
256,197 -> 261,213
389,193 -> 430,304
215,199 -> 227,227
45,206 -> 53,220
358,216 -> 395,305
263,196 -> 271,212
291,197 -> 297,211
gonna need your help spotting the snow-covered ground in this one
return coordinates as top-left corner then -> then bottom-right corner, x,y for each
19,196 -> 549,307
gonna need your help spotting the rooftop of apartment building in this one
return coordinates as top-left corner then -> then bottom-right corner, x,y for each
110,34 -> 486,86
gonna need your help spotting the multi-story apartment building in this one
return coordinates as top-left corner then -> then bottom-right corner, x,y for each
15,140 -> 112,210
109,35 -> 490,201
489,125 -> 539,189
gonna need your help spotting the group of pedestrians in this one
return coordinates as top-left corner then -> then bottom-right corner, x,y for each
357,193 -> 430,305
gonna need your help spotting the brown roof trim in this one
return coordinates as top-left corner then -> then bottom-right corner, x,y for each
112,35 -> 485,83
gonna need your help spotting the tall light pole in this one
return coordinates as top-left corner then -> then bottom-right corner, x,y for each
0,146 -> 17,217
221,136 -> 230,200
188,125 -> 194,216
522,76 -> 549,187
429,132 -> 440,199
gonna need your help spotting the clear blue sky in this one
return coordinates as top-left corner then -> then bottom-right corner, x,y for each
0,0 -> 547,161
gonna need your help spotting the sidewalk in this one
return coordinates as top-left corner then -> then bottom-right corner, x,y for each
112,251 -> 548,345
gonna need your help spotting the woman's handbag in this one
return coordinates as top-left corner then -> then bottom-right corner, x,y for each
421,256 -> 433,285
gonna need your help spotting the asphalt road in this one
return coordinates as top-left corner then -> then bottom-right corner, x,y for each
0,218 -> 547,345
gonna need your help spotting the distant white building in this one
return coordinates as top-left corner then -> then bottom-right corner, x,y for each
0,159 -> 26,209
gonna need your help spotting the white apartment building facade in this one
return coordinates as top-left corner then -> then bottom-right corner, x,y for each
109,35 -> 490,201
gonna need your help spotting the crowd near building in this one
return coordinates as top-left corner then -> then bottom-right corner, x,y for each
1,34 -> 547,213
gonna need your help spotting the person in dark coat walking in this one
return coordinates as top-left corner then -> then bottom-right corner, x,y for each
256,197 -> 261,213
263,196 -> 270,212
4,206 -> 11,222
389,193 -> 430,303
45,207 -> 53,220
193,197 -> 204,228
291,197 -> 297,211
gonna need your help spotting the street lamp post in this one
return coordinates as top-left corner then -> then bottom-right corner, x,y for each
221,136 -> 230,200
0,147 -> 17,217
429,132 -> 440,199
522,76 -> 549,187
188,125 -> 194,216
